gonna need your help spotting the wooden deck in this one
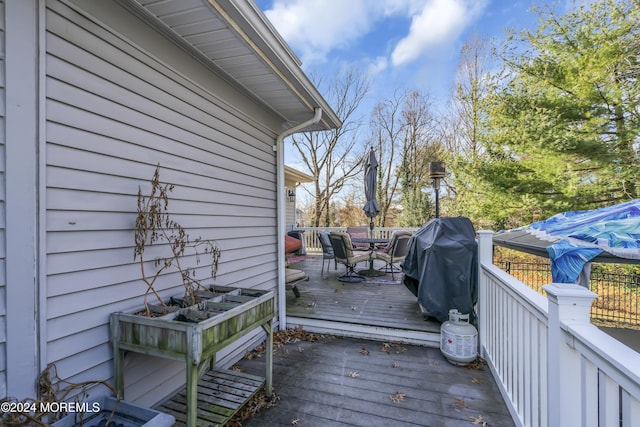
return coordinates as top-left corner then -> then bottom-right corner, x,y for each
234,334 -> 515,426
155,254 -> 515,426
285,255 -> 441,345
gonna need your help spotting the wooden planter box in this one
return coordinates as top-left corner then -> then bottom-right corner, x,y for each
111,287 -> 275,427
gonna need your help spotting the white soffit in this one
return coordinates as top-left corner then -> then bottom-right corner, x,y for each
122,0 -> 340,131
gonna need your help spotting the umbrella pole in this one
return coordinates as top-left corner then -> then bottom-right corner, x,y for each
358,218 -> 386,277
360,148 -> 386,277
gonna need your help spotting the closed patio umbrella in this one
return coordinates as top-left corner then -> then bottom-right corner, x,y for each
359,148 -> 385,276
363,148 -> 380,228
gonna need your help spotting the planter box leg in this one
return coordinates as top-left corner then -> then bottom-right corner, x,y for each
110,315 -> 125,399
262,319 -> 273,399
186,361 -> 198,427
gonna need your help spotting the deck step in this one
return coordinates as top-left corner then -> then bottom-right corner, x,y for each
287,316 -> 441,347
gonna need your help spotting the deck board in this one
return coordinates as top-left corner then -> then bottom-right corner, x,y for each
286,256 -> 440,333
234,335 -> 515,426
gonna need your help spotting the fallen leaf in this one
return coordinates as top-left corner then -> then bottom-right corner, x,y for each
231,365 -> 242,372
469,414 -> 488,426
391,361 -> 400,368
381,342 -> 407,354
242,326 -> 323,358
360,347 -> 369,355
291,418 -> 300,425
351,306 -> 358,311
390,391 -> 406,403
348,371 -> 360,378
297,346 -> 304,352
454,397 -> 468,408
228,389 -> 279,425
431,360 -> 440,366
394,344 -> 407,353
471,377 -> 484,385
466,357 -> 488,370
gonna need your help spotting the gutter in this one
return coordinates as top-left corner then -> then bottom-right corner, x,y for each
276,108 -> 322,330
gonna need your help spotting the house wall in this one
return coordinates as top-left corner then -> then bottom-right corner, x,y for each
40,0 -> 283,405
0,0 -> 6,398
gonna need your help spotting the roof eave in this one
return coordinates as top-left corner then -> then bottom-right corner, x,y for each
211,0 -> 341,131
285,166 -> 314,183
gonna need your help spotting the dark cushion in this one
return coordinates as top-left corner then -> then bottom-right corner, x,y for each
318,232 -> 334,255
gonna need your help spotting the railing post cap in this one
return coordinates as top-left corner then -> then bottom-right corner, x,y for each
543,283 -> 598,303
477,230 -> 494,235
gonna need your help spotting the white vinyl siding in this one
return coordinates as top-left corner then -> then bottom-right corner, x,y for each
45,0 -> 278,405
0,0 -> 6,398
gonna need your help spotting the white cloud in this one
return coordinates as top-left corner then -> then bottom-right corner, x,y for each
391,0 -> 489,66
264,0 -> 378,64
263,0 -> 489,67
367,56 -> 389,77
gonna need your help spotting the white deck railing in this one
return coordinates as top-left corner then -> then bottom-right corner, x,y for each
290,226 -> 418,253
478,230 -> 640,427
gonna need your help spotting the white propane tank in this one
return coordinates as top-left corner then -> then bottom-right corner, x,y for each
440,309 -> 478,366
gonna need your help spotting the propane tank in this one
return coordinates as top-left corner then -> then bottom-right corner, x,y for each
440,309 -> 478,366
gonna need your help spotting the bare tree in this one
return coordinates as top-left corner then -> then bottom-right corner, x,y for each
398,90 -> 443,226
449,35 -> 490,157
368,90 -> 407,226
289,68 -> 370,227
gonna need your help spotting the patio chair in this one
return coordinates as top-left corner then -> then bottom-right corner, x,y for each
285,268 -> 309,298
346,225 -> 370,249
317,231 -> 337,278
374,230 -> 412,280
329,231 -> 370,283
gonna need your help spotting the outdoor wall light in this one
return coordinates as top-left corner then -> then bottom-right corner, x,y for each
287,188 -> 296,203
429,161 -> 445,218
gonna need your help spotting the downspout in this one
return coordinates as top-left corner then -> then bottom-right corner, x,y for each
276,108 -> 322,330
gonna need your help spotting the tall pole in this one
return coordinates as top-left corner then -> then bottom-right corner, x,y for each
434,180 -> 440,218
429,161 -> 445,219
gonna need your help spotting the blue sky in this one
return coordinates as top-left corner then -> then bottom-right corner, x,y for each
255,0 -> 592,201
255,0 -> 548,111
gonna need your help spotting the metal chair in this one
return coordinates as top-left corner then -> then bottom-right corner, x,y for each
374,230 -> 412,280
346,225 -> 370,249
317,231 -> 337,278
329,231 -> 370,283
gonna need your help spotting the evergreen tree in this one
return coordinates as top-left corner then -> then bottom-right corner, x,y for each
478,0 -> 640,228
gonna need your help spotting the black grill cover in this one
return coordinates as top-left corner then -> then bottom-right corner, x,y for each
402,217 -> 478,323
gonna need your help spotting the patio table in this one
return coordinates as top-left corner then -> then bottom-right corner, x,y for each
351,237 -> 389,277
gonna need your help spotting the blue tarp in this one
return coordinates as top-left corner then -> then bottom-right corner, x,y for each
516,199 -> 640,283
